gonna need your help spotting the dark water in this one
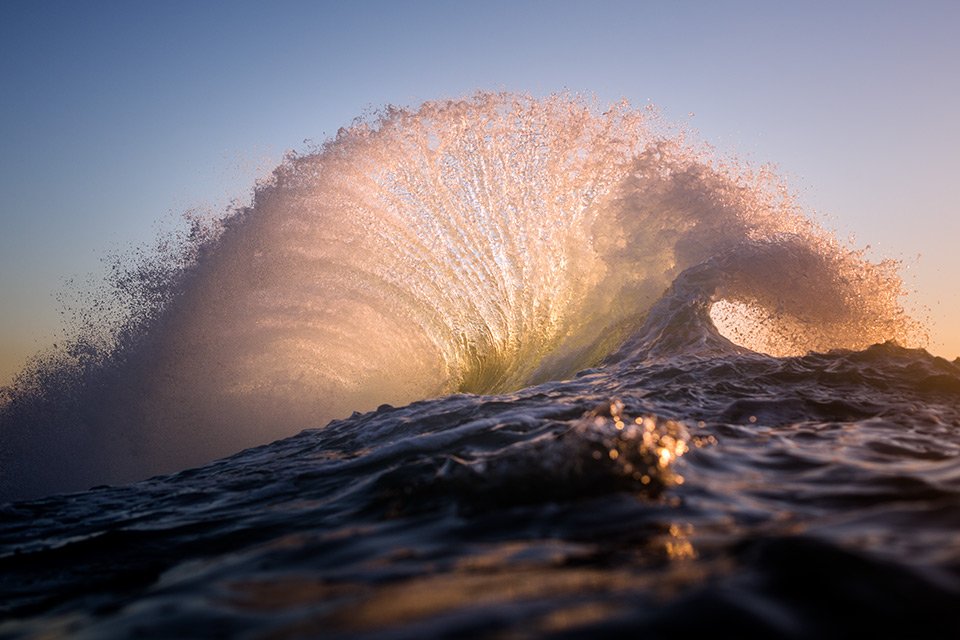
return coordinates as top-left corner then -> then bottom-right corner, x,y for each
2,94 -> 958,638
3,337 -> 960,638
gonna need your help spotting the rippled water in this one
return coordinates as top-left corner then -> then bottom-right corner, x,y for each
1,94 -> 957,638
3,341 -> 960,638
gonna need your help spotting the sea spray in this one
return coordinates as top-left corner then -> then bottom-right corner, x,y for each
0,92 -> 920,502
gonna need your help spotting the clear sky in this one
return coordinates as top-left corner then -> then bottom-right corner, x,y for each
1,0 -> 958,384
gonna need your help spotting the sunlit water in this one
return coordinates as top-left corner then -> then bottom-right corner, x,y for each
1,94 -> 957,638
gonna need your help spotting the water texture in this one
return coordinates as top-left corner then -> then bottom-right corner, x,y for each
1,94 -> 956,638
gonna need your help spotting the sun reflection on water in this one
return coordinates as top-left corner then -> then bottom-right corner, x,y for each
579,399 -> 691,491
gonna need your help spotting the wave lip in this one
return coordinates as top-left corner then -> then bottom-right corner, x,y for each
612,237 -> 918,363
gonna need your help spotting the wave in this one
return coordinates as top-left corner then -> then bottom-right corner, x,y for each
0,92 -> 921,501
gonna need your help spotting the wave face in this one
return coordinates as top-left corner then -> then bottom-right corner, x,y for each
0,93 -> 919,501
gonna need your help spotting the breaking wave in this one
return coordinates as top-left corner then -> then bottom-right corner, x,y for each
0,93 -> 920,501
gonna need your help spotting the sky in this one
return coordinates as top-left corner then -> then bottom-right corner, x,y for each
1,0 -> 958,385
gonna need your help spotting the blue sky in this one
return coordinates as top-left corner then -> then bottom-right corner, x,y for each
1,0 -> 958,382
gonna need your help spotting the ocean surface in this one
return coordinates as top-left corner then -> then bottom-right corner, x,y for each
2,94 -> 959,638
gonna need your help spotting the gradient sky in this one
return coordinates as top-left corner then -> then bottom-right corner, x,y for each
1,0 -> 958,385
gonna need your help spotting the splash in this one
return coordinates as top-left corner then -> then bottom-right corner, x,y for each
0,92 -> 920,501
